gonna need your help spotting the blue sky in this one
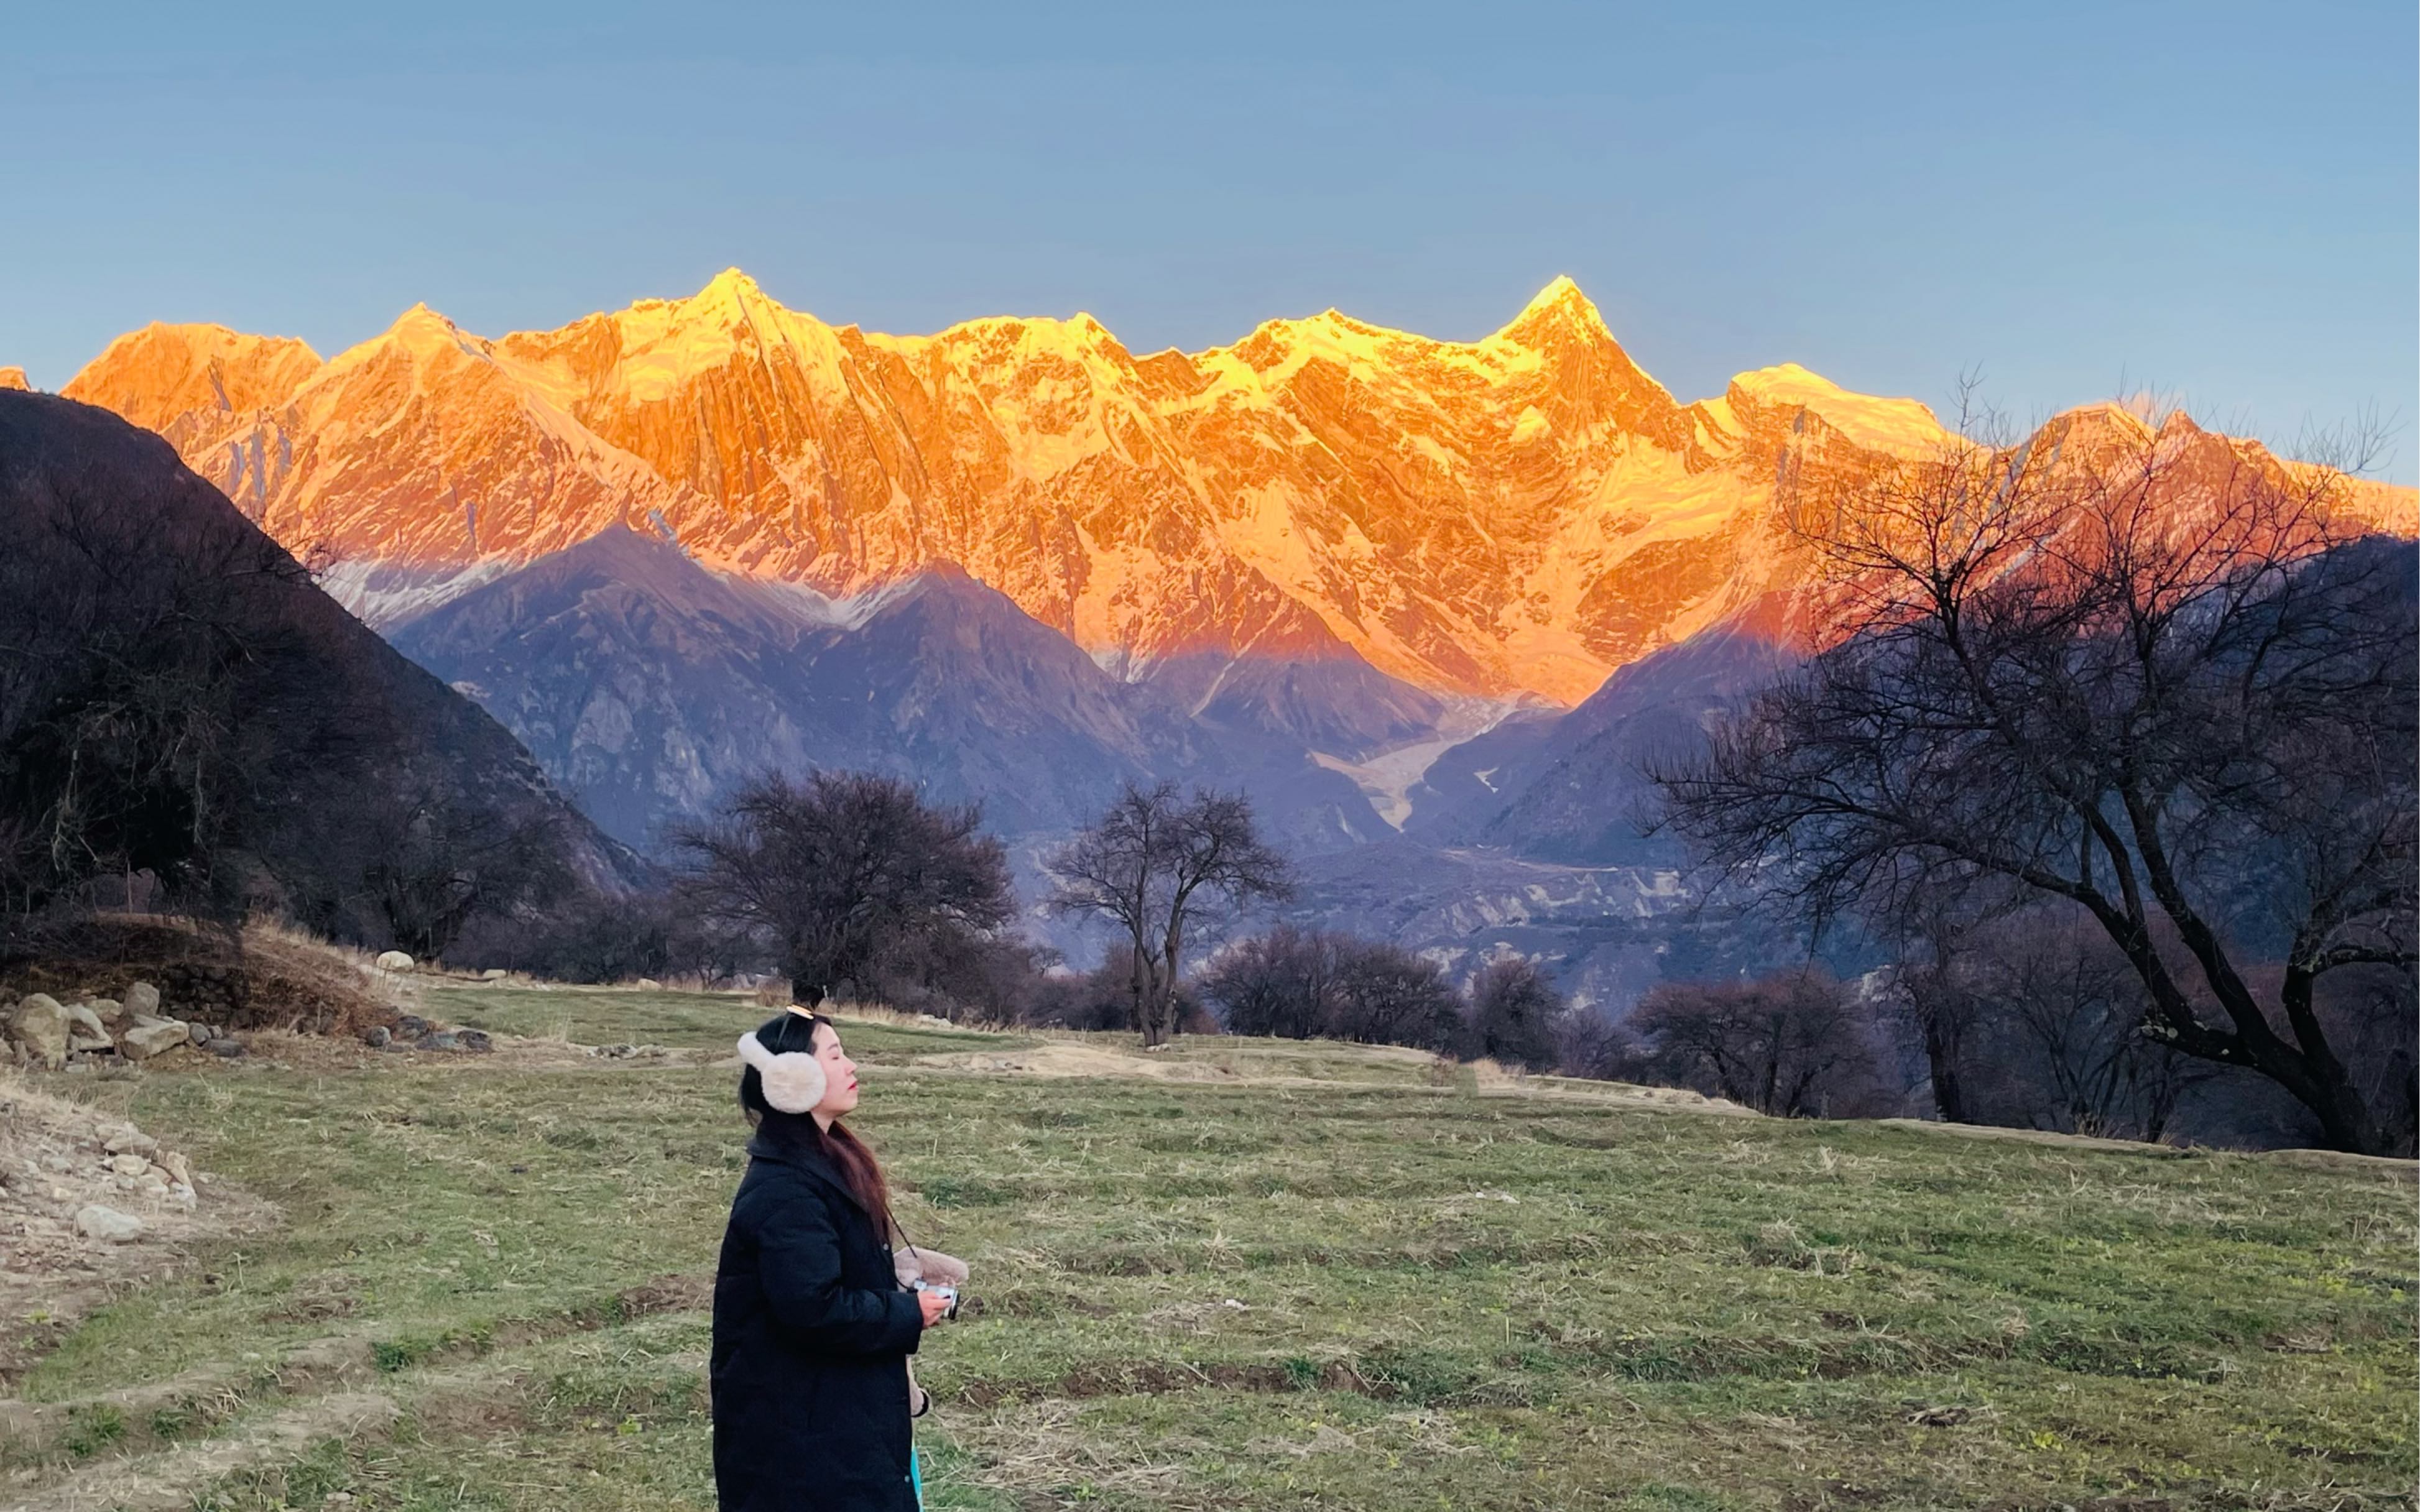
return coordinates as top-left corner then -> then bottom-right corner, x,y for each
6,2 -> 2413,476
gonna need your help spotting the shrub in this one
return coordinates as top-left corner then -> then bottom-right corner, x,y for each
1628,969 -> 1890,1117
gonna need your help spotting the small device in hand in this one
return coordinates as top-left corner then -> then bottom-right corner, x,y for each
910,1278 -> 959,1321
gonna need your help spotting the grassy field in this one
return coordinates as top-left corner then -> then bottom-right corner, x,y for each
5,984 -> 2414,1511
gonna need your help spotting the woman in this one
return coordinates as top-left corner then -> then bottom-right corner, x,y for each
712,1008 -> 953,1511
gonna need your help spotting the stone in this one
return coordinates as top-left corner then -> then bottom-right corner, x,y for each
124,981 -> 161,1018
187,1022 -> 218,1046
208,1038 -> 246,1058
88,997 -> 126,1026
11,994 -> 70,1070
635,978 -> 663,991
104,1128 -> 158,1157
481,968 -> 509,981
75,1204 -> 144,1242
119,1020 -> 190,1061
109,1154 -> 152,1177
455,1029 -> 493,1054
418,1031 -> 460,1051
395,1015 -> 430,1039
160,1150 -> 192,1186
375,950 -> 416,973
362,1026 -> 391,1048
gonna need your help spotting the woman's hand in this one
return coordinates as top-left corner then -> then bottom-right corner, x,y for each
915,1289 -> 953,1327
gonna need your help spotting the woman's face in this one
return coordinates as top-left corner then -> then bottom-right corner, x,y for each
808,1021 -> 860,1117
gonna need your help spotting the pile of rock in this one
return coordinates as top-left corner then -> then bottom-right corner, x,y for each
2,981 -> 246,1072
1,1105 -> 203,1250
361,1015 -> 493,1054
588,1043 -> 668,1059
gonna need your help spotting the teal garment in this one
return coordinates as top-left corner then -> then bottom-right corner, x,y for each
908,1445 -> 923,1508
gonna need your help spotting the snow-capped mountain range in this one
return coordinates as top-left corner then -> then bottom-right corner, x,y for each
62,270 -> 1960,704
45,274 -> 2416,1003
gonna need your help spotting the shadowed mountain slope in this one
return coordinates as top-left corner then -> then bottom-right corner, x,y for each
388,527 -> 1393,852
0,391 -> 642,932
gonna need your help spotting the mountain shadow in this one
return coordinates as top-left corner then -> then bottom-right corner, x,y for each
389,527 -> 1395,854
0,390 -> 640,942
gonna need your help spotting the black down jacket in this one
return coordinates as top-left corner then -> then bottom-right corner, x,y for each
712,1125 -> 924,1511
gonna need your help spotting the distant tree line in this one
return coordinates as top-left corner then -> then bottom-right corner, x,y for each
464,771 -> 1573,1071
1194,928 -> 1562,1068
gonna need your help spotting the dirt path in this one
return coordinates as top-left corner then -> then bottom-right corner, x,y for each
14,1390 -> 402,1512
903,1041 -> 1757,1114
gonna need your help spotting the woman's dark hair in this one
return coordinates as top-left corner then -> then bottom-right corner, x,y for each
740,1010 -> 895,1237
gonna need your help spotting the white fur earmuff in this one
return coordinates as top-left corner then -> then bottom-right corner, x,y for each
737,1029 -> 826,1113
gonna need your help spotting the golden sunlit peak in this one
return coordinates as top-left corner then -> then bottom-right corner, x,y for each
386,302 -> 463,341
1526,274 -> 1585,307
679,267 -> 781,323
1731,362 -> 1846,397
1498,275 -> 1610,343
668,268 -> 788,326
1728,362 -> 1953,453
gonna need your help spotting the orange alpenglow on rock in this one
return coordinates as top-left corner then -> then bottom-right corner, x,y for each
0,367 -> 29,390
62,273 -> 2418,706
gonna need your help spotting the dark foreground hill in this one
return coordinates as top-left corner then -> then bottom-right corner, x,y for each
0,391 -> 640,943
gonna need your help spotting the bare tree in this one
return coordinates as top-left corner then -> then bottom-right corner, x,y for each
1200,927 -> 1482,1056
1326,938 -> 1462,1052
359,785 -> 570,961
1469,956 -> 1564,1071
1048,782 -> 1292,1048
1024,943 -> 1203,1033
1655,404 -> 2417,1153
1942,911 -> 2216,1141
1882,890 -> 1998,1125
678,770 -> 1014,1006
1199,925 -> 1342,1039
1630,969 -> 1888,1117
